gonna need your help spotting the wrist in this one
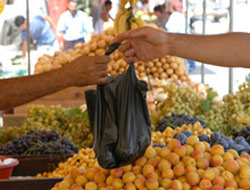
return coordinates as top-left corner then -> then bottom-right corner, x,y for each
53,66 -> 74,89
163,33 -> 171,55
165,33 -> 186,57
165,33 -> 175,56
60,61 -> 88,87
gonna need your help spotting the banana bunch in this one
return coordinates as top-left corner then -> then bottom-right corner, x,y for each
0,0 -> 7,14
120,0 -> 138,10
114,0 -> 146,36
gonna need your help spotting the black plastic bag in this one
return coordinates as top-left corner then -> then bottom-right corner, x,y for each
86,63 -> 151,169
85,90 -> 97,131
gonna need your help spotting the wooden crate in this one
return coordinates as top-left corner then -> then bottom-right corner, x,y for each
11,154 -> 73,177
0,177 -> 62,190
2,115 -> 25,128
14,86 -> 96,115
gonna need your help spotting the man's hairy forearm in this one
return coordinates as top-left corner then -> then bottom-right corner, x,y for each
0,69 -> 71,110
0,55 -> 109,110
167,32 -> 250,68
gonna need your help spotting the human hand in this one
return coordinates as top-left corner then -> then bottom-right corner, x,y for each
63,55 -> 110,86
56,32 -> 64,50
56,32 -> 64,39
114,27 -> 169,63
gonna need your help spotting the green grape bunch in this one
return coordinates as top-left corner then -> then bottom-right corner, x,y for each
0,105 -> 93,149
151,82 -> 228,134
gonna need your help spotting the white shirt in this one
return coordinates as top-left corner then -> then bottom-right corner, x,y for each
166,12 -> 186,33
57,10 -> 88,41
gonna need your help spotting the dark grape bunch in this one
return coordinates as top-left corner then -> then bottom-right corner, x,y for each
233,126 -> 250,144
173,131 -> 193,145
0,130 -> 78,155
156,113 -> 207,132
153,144 -> 166,148
173,131 -> 250,155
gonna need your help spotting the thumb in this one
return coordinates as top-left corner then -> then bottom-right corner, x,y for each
94,56 -> 111,64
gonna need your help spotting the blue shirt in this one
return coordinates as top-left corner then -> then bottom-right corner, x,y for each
57,10 -> 87,41
21,15 -> 56,45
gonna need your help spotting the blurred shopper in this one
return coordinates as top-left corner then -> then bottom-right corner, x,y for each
94,0 -> 113,34
57,0 -> 88,50
165,0 -> 185,33
153,5 -> 169,31
166,0 -> 195,71
14,15 -> 58,59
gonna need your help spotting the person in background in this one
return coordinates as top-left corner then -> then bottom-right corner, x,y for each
165,0 -> 185,33
14,15 -> 58,59
94,0 -> 113,34
57,0 -> 88,50
153,5 -> 169,31
166,0 -> 195,71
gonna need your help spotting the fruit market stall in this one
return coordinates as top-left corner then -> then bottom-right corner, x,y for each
2,1 -> 250,190
2,27 -> 250,190
1,80 -> 250,189
2,28 -> 250,190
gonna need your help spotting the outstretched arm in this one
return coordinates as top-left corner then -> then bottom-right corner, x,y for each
43,16 -> 57,33
167,32 -> 250,68
115,27 -> 250,68
0,56 -> 110,110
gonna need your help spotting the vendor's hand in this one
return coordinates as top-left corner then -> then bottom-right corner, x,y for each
114,27 -> 169,63
63,55 -> 110,86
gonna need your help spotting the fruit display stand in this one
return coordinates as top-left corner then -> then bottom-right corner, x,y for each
0,155 -> 65,190
11,154 -> 73,176
14,86 -> 95,115
0,131 -> 78,189
0,156 -> 68,190
0,128 -> 80,189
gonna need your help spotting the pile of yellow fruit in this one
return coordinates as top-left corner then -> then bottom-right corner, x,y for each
36,123 -> 210,179
34,28 -> 190,82
36,148 -> 97,178
52,136 -> 250,190
34,28 -> 115,74
152,122 -> 212,145
134,56 -> 188,81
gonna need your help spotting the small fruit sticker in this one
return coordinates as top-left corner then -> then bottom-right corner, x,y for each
0,0 -> 7,14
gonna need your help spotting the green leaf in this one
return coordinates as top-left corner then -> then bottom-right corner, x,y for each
202,99 -> 210,111
207,88 -> 218,100
67,108 -> 83,117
